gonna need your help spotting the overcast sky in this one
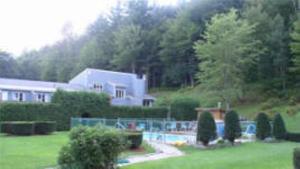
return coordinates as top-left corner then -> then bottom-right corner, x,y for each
0,0 -> 178,56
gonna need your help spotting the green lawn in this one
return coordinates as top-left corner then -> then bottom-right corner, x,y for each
0,132 -> 154,169
124,142 -> 299,169
0,132 -> 69,169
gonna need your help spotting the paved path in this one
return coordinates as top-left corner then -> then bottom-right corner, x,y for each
120,141 -> 184,166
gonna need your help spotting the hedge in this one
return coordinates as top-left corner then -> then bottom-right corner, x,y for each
0,122 -> 12,133
34,121 -> 56,134
0,121 -> 56,135
126,131 -> 143,149
286,133 -> 300,142
0,90 -> 199,131
0,103 -> 64,129
10,122 -> 35,135
294,148 -> 300,169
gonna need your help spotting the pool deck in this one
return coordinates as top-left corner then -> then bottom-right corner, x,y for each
119,141 -> 184,166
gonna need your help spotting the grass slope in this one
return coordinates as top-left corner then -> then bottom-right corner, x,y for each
124,142 -> 299,169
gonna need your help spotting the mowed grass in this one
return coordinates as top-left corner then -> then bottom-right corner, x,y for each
124,142 -> 300,169
0,132 -> 69,169
0,132 -> 154,169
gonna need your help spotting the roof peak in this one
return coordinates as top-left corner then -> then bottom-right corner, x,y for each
85,68 -> 139,76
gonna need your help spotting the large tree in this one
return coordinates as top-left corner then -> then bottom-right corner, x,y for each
290,19 -> 300,85
194,9 -> 260,109
0,50 -> 19,78
113,24 -> 144,73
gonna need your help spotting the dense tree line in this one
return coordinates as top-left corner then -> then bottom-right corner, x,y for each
1,0 -> 300,104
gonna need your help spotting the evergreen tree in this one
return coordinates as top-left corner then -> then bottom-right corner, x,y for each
113,24 -> 144,73
224,110 -> 242,145
273,113 -> 287,140
197,111 -> 217,146
255,112 -> 271,140
290,19 -> 300,84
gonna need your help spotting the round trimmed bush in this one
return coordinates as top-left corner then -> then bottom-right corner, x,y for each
126,131 -> 143,149
273,113 -> 286,140
255,113 -> 271,140
34,121 -> 56,135
197,111 -> 217,146
10,122 -> 34,136
294,148 -> 300,169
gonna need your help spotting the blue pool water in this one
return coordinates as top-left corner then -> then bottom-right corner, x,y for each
143,132 -> 191,143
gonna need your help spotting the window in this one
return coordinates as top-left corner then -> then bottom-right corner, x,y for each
93,83 -> 103,92
143,99 -> 153,107
37,93 -> 46,102
115,89 -> 125,98
14,92 -> 24,102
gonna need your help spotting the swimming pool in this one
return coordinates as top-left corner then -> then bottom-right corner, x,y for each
143,132 -> 195,144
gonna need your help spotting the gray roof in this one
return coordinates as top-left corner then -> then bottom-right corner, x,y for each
0,77 -> 85,92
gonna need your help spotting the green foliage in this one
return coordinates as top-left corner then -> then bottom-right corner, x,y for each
170,97 -> 200,120
255,113 -> 271,140
197,111 -> 217,146
194,9 -> 260,108
286,133 -> 300,142
9,122 -> 35,136
34,121 -> 56,135
261,98 -> 282,110
294,148 -> 300,169
0,122 -> 12,133
0,121 -> 56,135
0,103 -> 63,127
58,126 -> 125,169
273,113 -> 287,140
0,51 -> 19,78
0,91 -> 170,131
113,24 -> 144,73
290,19 -> 300,85
51,90 -> 111,130
104,106 -> 168,119
224,111 -> 242,144
126,131 -> 143,149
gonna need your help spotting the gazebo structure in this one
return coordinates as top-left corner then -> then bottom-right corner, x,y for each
195,107 -> 226,121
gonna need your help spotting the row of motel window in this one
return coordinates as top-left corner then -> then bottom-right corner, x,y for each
11,92 -> 48,102
93,84 -> 125,98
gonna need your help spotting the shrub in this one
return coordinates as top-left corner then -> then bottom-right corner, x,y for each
286,133 -> 300,142
294,148 -> 300,169
57,144 -> 80,169
272,113 -> 287,140
197,111 -> 216,146
0,122 -> 12,133
255,113 -> 271,140
224,110 -> 241,144
34,121 -> 56,134
261,98 -> 281,110
126,131 -> 143,149
9,122 -> 35,135
169,97 -> 200,120
58,126 -> 125,169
